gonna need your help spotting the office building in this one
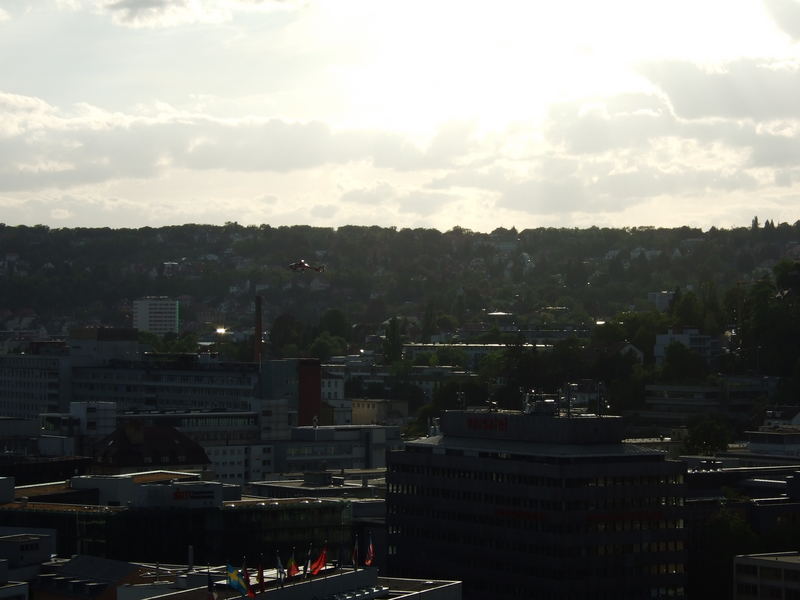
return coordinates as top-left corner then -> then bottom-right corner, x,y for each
132,297 -> 179,336
387,407 -> 687,600
734,552 -> 800,600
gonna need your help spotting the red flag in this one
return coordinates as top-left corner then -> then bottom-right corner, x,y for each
310,545 -> 327,575
364,534 -> 374,566
286,551 -> 300,578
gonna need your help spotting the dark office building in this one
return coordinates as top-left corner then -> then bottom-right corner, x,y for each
387,408 -> 687,600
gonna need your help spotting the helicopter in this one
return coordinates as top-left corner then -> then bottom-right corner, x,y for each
288,259 -> 325,273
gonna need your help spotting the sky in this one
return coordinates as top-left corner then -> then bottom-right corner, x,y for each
2,0 -> 800,231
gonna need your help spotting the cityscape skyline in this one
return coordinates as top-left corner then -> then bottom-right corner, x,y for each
1,1 -> 800,231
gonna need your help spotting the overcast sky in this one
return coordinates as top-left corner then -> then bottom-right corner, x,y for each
2,0 -> 800,231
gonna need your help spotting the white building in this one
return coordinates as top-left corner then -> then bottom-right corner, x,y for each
132,297 -> 179,336
654,328 -> 721,366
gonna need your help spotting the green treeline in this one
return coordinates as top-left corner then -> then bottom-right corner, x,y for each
1,221 -> 799,408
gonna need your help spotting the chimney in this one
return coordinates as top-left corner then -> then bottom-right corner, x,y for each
254,296 -> 263,363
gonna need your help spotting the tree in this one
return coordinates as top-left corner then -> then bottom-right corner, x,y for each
435,346 -> 468,368
682,413 -> 732,455
269,314 -> 304,358
688,506 -> 758,600
382,317 -> 404,364
308,331 -> 347,362
660,341 -> 708,383
318,308 -> 350,341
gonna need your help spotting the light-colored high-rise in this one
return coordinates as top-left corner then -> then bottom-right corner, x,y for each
132,296 -> 179,335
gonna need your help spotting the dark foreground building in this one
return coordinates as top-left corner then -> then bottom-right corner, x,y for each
387,407 -> 687,600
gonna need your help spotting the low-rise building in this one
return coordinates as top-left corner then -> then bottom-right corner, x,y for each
734,552 -> 800,600
654,328 -> 721,366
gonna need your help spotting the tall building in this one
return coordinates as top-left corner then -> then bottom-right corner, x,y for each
132,297 -> 179,336
387,407 -> 687,600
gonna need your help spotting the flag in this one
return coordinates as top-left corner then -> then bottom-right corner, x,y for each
275,553 -> 286,587
364,533 -> 374,567
303,543 -> 312,578
226,565 -> 251,598
207,571 -> 218,600
257,560 -> 264,593
351,534 -> 359,569
241,564 -> 256,598
286,550 -> 300,578
310,544 -> 327,575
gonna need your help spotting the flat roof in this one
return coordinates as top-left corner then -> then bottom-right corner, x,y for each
224,497 -> 343,508
0,502 -> 124,514
14,471 -> 199,498
738,552 -> 800,566
407,434 -> 665,459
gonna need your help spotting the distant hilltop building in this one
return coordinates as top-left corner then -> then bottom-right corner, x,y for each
648,290 -> 675,312
132,296 -> 179,336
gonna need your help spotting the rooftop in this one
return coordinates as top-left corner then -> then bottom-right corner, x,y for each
408,433 -> 665,459
737,551 -> 800,566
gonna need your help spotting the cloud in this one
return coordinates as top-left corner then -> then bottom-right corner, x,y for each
0,193 -> 158,228
545,94 -> 675,154
395,191 -> 453,216
0,92 -> 476,192
641,59 -> 800,120
0,7 -> 10,22
340,183 -> 395,205
764,0 -> 800,40
499,177 -> 588,214
338,183 -> 452,216
90,0 -> 301,28
426,168 -> 508,191
310,204 -> 338,218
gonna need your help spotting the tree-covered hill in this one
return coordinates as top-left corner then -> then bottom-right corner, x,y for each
0,220 -> 798,341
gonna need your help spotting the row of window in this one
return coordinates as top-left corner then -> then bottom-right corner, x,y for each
80,371 -> 253,385
389,505 -> 685,533
286,445 -> 353,457
736,582 -> 800,599
389,484 -> 684,510
390,465 -> 683,487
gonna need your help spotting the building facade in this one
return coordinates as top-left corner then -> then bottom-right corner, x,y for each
734,552 -> 800,600
132,297 -> 179,336
387,408 -> 687,600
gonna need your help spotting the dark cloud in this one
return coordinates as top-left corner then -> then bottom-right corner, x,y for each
593,167 -> 758,199
104,0 -> 189,24
546,94 -> 675,154
0,104 -> 474,192
749,131 -> 800,166
395,191 -> 452,216
499,178 -> 587,214
494,163 -> 759,216
641,59 -> 800,120
340,183 -> 395,205
764,0 -> 800,40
